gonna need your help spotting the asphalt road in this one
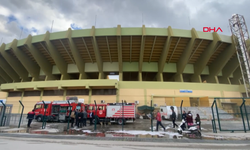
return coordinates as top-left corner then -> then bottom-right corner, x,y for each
0,136 -> 250,150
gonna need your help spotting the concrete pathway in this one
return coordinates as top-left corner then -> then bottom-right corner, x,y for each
0,136 -> 250,150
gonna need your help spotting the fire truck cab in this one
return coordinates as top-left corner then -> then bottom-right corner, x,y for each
33,100 -> 85,122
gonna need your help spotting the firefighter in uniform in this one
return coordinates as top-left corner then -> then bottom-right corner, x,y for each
27,109 -> 35,128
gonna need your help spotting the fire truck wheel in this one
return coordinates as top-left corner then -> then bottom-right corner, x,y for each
117,118 -> 125,125
36,116 -> 42,122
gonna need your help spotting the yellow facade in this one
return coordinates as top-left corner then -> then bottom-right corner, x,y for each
2,85 -> 244,114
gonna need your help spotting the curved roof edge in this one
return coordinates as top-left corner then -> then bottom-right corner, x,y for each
1,25 -> 234,49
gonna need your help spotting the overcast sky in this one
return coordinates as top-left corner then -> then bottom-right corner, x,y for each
0,0 -> 249,45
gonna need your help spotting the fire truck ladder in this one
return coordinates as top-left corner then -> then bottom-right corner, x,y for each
229,14 -> 250,97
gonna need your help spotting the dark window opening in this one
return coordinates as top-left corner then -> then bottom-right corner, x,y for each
8,91 -> 22,97
38,76 -> 46,81
24,91 -> 41,97
52,75 -> 61,80
92,89 -> 116,95
142,72 -> 157,81
43,90 -> 64,96
86,72 -> 99,79
163,73 -> 175,82
66,89 -> 89,95
218,76 -> 231,84
183,74 -> 192,82
230,78 -> 241,85
200,75 -> 209,83
123,72 -> 138,81
69,73 -> 80,80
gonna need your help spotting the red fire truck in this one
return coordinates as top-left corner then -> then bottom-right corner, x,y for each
87,103 -> 136,125
33,100 -> 85,122
33,100 -> 136,125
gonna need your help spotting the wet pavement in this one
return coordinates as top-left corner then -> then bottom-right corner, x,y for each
0,119 -> 249,142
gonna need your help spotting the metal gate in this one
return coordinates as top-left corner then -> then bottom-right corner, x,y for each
211,97 -> 250,133
0,104 -> 13,126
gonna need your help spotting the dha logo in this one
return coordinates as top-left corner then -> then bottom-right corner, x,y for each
203,27 -> 223,32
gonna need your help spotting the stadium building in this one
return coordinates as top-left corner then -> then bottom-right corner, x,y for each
0,25 -> 249,113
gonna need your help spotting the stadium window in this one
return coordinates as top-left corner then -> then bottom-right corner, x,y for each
92,89 -> 116,95
8,91 -> 22,97
43,90 -> 64,96
66,89 -> 89,95
24,91 -> 41,97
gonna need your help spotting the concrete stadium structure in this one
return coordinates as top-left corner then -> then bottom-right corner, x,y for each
0,25 -> 250,113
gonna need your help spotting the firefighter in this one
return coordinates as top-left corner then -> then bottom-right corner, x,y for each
78,110 -> 84,128
89,111 -> 93,125
83,110 -> 87,127
27,109 -> 35,128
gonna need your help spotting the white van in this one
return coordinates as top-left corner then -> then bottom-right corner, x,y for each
160,106 -> 178,120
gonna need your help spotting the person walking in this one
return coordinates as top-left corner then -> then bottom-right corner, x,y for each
171,109 -> 178,128
182,111 -> 187,130
156,111 -> 165,131
195,114 -> 201,130
70,110 -> 75,128
83,110 -> 87,127
27,109 -> 35,128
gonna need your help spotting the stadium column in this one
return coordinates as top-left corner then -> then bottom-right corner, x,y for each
230,67 -> 242,85
10,39 -> 40,81
220,56 -> 239,84
67,28 -> 87,79
0,76 -> 6,84
0,54 -> 20,82
157,26 -> 173,82
175,28 -> 198,82
25,35 -> 55,80
117,25 -> 123,81
0,67 -> 12,83
191,32 -> 221,82
91,26 -> 104,79
206,39 -> 236,83
138,25 -> 146,81
0,43 -> 29,81
43,31 -> 70,80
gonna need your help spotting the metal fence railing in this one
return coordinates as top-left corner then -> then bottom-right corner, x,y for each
211,97 -> 250,133
8,114 -> 28,127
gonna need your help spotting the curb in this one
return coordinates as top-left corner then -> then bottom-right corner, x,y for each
0,133 -> 249,144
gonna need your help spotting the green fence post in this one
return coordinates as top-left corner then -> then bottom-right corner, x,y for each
3,116 -> 6,126
214,98 -> 222,131
211,99 -> 217,133
180,100 -> 183,120
242,98 -> 250,130
94,100 -> 97,131
0,101 -> 6,126
151,100 -> 153,132
67,100 -> 72,131
240,99 -> 246,133
18,100 -> 24,128
42,101 -> 47,129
